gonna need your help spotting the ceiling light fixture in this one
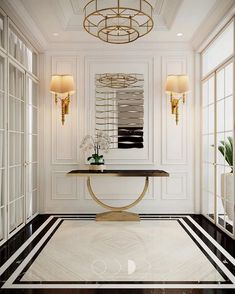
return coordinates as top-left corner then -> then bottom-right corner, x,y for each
176,32 -> 183,37
83,0 -> 154,44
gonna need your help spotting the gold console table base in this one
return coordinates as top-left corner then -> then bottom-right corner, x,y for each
87,176 -> 149,221
96,211 -> 140,221
68,169 -> 169,222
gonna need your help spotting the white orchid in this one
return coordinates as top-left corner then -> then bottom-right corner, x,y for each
80,132 -> 111,163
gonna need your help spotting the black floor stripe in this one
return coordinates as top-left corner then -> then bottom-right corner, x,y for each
183,217 -> 235,276
178,219 -> 231,284
14,220 -> 64,284
0,217 -> 59,287
0,215 -> 51,267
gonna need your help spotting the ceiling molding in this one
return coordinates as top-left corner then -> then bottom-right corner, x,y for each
57,0 -> 75,30
0,0 -> 48,51
70,0 -> 84,14
70,0 -> 164,15
161,0 -> 183,29
1,0 -> 225,50
154,0 -> 165,14
191,0 -> 235,51
45,40 -> 192,52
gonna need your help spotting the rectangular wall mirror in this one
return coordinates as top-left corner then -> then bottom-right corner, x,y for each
95,73 -> 144,149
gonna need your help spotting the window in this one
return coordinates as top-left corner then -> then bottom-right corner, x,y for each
202,21 -> 234,77
201,19 -> 234,237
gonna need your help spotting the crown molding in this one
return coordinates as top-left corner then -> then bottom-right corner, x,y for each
161,0 -> 183,29
45,41 -> 192,52
0,0 -> 48,52
191,0 -> 235,52
57,0 -> 74,30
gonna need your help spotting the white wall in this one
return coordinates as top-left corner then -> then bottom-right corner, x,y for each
40,45 -> 196,214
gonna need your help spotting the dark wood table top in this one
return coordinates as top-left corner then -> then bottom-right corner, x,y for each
68,169 -> 169,177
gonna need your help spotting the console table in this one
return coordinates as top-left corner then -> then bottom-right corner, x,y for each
68,169 -> 169,221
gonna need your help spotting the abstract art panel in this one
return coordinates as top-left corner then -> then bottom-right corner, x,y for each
95,73 -> 144,149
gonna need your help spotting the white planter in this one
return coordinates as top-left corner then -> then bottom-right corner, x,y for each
89,164 -> 106,172
221,173 -> 234,220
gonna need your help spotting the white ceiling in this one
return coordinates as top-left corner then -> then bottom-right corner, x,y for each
2,0 -> 235,48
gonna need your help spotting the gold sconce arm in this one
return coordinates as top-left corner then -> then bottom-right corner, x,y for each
171,97 -> 180,125
64,93 -> 70,115
61,95 -> 70,125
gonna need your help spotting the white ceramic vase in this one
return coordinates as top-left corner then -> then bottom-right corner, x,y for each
221,173 -> 234,220
89,164 -> 106,172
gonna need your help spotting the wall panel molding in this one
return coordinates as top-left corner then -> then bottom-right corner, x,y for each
162,172 -> 188,200
42,51 -> 195,214
52,171 -> 78,200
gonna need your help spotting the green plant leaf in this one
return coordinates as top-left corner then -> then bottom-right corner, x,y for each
224,141 -> 233,166
218,146 -> 225,157
218,137 -> 233,169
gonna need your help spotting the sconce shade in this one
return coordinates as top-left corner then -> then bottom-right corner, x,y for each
165,75 -> 189,94
50,75 -> 75,94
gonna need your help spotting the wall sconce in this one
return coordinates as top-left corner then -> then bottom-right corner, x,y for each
50,75 -> 75,125
165,75 -> 189,125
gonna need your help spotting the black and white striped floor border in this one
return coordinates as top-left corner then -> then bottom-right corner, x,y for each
0,215 -> 235,289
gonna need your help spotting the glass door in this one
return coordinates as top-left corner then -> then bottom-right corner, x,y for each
215,60 -> 234,235
201,19 -> 234,238
25,76 -> 38,220
8,61 -> 25,235
202,75 -> 215,221
0,52 -> 6,244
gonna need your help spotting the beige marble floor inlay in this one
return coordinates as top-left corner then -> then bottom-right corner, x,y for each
21,220 -> 224,282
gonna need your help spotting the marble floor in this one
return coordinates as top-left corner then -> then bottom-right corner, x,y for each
0,215 -> 235,293
21,220 -> 224,283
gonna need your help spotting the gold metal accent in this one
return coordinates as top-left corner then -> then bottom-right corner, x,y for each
96,211 -> 140,221
171,97 -> 180,125
55,93 -> 58,104
61,96 -> 70,125
97,73 -> 142,88
83,0 -> 154,44
87,176 -> 149,221
169,94 -> 187,124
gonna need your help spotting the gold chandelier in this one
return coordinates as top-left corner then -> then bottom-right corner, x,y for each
83,0 -> 154,44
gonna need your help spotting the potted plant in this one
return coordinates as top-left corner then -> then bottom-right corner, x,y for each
218,136 -> 233,220
80,132 -> 111,171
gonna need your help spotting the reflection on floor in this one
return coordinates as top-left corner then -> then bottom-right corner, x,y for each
0,214 -> 235,294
